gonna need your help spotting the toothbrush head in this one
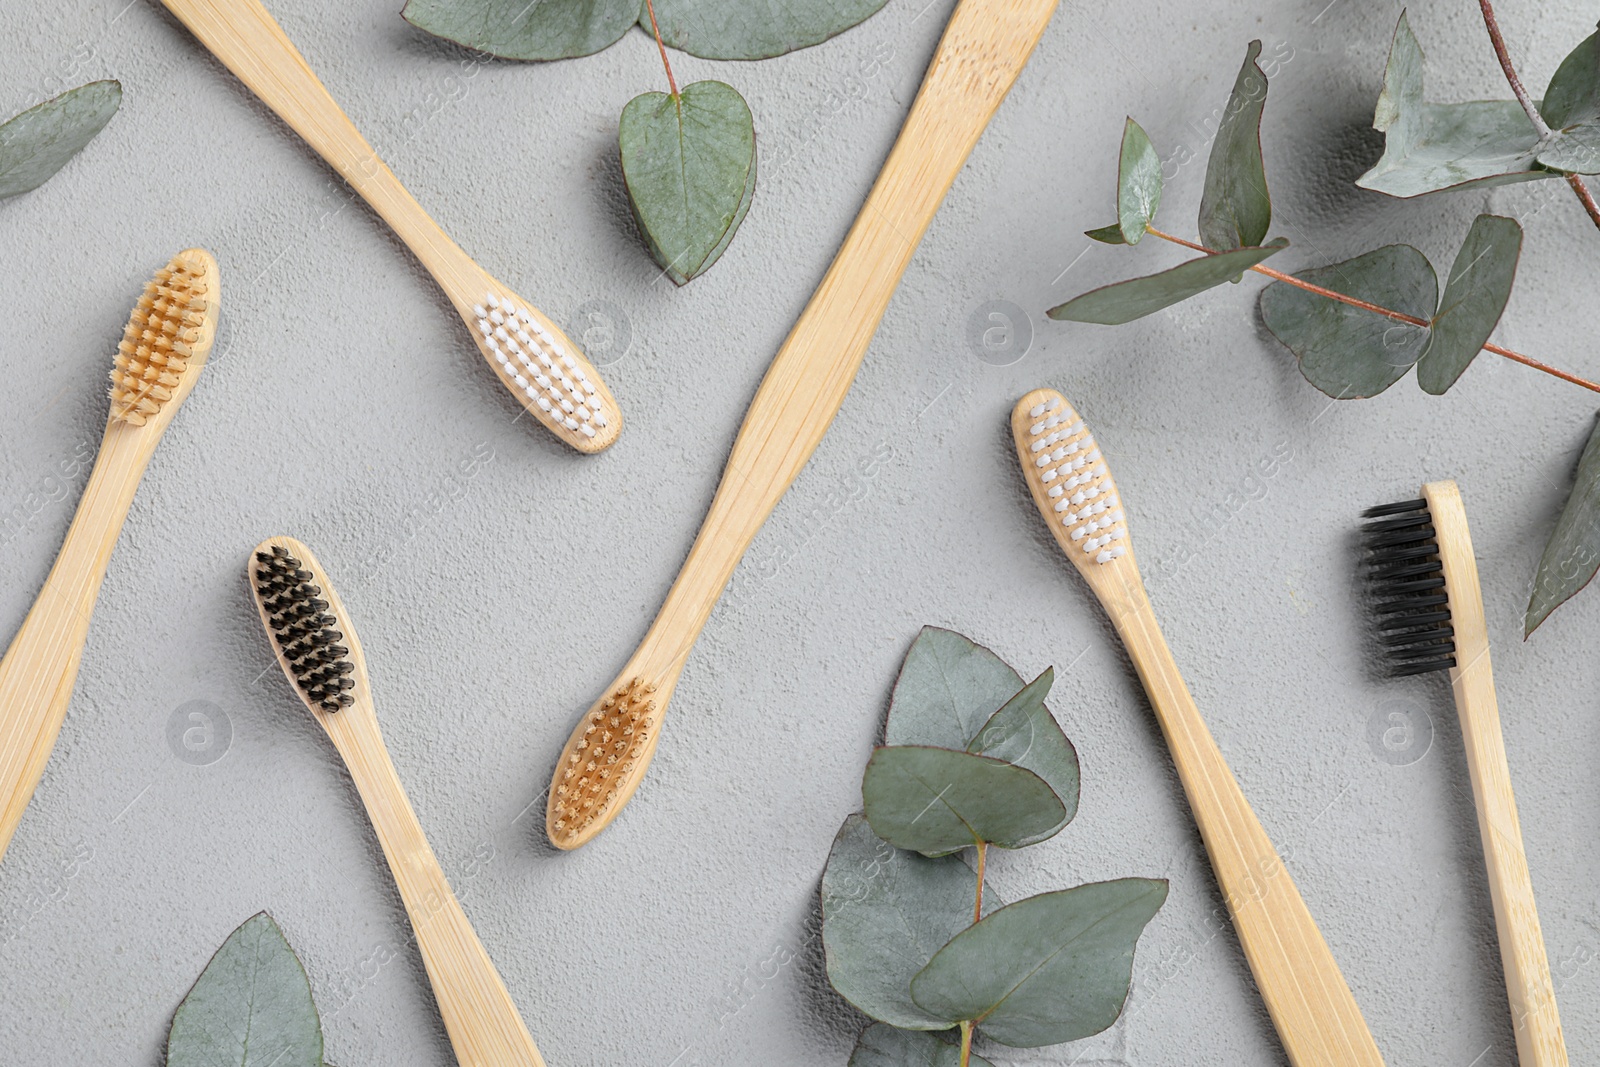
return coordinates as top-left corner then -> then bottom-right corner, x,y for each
1360,496 -> 1458,676
1011,388 -> 1132,574
110,248 -> 219,426
469,289 -> 621,454
546,677 -> 660,850
248,537 -> 370,714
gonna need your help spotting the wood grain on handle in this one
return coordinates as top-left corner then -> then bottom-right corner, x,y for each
1102,569 -> 1386,1067
0,427 -> 157,863
323,700 -> 546,1067
635,0 -> 1061,678
1424,481 -> 1567,1067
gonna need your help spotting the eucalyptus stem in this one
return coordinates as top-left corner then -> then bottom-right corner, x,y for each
1476,0 -> 1600,232
972,841 -> 987,923
1142,225 -> 1600,394
643,0 -> 680,100
959,1020 -> 974,1067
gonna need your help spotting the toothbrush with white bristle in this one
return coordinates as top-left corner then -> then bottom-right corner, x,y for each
1011,387 -> 1386,1067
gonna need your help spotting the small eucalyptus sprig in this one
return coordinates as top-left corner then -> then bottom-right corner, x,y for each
822,627 -> 1166,1067
0,80 -> 121,201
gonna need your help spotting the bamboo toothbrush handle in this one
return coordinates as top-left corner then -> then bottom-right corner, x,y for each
1109,584 -> 1384,1067
1426,482 -> 1567,1066
326,702 -> 545,1067
640,0 -> 1060,669
158,0 -> 472,288
0,431 -> 151,863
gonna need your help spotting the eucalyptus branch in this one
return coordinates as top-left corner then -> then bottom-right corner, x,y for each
1144,226 -> 1600,394
959,1020 -> 975,1067
972,841 -> 987,924
643,0 -> 679,100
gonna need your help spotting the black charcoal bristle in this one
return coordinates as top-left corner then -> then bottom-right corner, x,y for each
1362,498 -> 1456,676
254,547 -> 356,712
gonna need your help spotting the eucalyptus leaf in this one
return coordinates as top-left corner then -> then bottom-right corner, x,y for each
1541,29 -> 1600,130
1526,414 -> 1600,635
620,80 -> 756,285
1418,213 -> 1521,395
885,627 -> 1025,750
848,1023 -> 995,1067
167,913 -> 324,1067
1198,40 -> 1270,251
1047,239 -> 1287,325
863,746 -> 1065,856
1084,224 -> 1127,245
647,0 -> 888,60
821,814 -> 978,1030
1116,118 -> 1160,245
909,880 -> 1168,1047
967,669 -> 1079,847
1357,12 -> 1551,197
0,80 -> 121,200
1259,244 -> 1437,398
400,0 -> 639,60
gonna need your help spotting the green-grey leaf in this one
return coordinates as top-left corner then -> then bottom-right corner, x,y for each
647,0 -> 887,60
1357,13 -> 1551,197
1541,29 -> 1600,131
0,81 -> 121,200
620,80 -> 756,286
401,0 -> 639,60
967,669 -> 1078,847
1084,224 -> 1127,245
1259,244 -> 1437,398
1526,414 -> 1600,635
1535,124 -> 1600,173
1198,41 -> 1270,250
167,913 -> 324,1067
848,1023 -> 995,1067
1117,118 -> 1160,245
1417,214 -> 1520,395
1047,239 -> 1287,325
863,746 -> 1065,856
910,880 -> 1168,1047
886,627 -> 1025,750
821,814 -> 977,1031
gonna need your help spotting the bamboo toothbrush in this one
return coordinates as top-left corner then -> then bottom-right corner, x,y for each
1010,387 -> 1384,1067
248,536 -> 546,1067
545,0 -> 1062,850
1362,485 -> 1567,1067
0,248 -> 219,867
159,0 -> 620,453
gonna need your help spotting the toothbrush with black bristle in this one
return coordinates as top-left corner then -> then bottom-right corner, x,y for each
248,536 -> 547,1067
1362,484 -> 1567,1067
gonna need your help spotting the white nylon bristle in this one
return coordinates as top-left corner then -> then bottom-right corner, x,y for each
1023,393 -> 1127,565
477,289 -> 613,445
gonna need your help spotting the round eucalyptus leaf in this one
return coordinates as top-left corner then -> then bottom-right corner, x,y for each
1116,117 -> 1160,244
848,1023 -> 995,1067
910,880 -> 1168,1048
885,627 -> 1025,750
1418,213 -> 1520,395
647,0 -> 888,60
967,668 -> 1079,847
0,80 -> 121,200
863,746 -> 1065,856
400,0 -> 639,60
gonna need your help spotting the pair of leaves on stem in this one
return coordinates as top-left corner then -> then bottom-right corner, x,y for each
0,81 -> 120,200
823,628 -> 1166,1061
1359,11 -> 1600,197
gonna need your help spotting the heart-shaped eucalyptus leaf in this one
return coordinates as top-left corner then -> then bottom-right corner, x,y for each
863,746 -> 1066,856
649,0 -> 888,60
1198,40 -> 1270,251
848,1023 -> 995,1067
909,880 -> 1168,1047
620,80 -> 756,285
1116,118 -> 1160,244
167,912 -> 325,1067
1357,12 -> 1550,197
1418,213 -> 1521,395
1047,239 -> 1287,325
1527,414 -> 1600,635
967,668 -> 1079,847
1260,243 -> 1437,398
401,0 -> 639,60
885,627 -> 1026,750
1536,29 -> 1600,173
821,814 -> 979,1030
0,80 -> 121,200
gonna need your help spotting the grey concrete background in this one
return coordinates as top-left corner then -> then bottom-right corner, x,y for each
1,0 -> 1597,1063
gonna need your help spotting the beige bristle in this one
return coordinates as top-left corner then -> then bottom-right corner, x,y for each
548,678 -> 657,843
1013,389 -> 1130,568
109,251 -> 215,426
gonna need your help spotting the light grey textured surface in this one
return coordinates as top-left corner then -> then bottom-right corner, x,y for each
1,0 -> 1598,1064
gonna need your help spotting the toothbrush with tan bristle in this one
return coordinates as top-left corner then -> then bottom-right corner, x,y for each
0,248 -> 220,867
546,0 -> 1063,851
1010,387 -> 1386,1067
159,0 -> 621,452
248,536 -> 547,1067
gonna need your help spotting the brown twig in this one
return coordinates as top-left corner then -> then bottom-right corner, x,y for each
643,0 -> 679,100
1143,225 -> 1600,394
